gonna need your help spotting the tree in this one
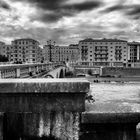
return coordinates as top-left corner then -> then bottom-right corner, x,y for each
87,69 -> 92,76
0,55 -> 8,62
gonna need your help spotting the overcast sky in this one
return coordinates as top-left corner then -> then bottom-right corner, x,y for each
0,0 -> 140,45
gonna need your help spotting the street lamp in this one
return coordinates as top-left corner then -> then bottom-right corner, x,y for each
47,40 -> 55,62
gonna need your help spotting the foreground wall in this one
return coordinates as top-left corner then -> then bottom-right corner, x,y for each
0,79 -> 89,140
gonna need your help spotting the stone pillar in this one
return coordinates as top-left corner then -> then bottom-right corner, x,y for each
0,79 -> 89,140
100,67 -> 103,76
81,112 -> 140,140
0,71 -> 1,78
16,68 -> 20,78
36,66 -> 39,74
137,45 -> 139,61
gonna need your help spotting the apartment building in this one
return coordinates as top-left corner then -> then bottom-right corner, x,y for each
127,42 -> 140,67
0,42 -> 12,61
43,44 -> 79,63
78,38 -> 128,67
11,38 -> 42,63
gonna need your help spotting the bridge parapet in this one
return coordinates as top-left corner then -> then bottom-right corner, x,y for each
0,63 -> 64,78
0,79 -> 89,140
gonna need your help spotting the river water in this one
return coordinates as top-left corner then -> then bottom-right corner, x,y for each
86,82 -> 140,113
85,82 -> 140,139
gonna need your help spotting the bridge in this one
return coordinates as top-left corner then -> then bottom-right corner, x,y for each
0,63 -> 140,140
0,63 -> 67,79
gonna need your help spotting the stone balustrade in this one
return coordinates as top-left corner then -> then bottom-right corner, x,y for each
0,63 -> 63,78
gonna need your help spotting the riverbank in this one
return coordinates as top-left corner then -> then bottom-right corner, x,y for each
86,76 -> 140,83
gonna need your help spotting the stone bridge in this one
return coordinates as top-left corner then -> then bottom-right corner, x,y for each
0,62 -> 66,78
45,66 -> 67,78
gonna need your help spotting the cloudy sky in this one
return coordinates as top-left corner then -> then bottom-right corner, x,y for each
0,0 -> 140,45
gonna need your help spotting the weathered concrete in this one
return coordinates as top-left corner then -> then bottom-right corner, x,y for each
81,112 -> 140,140
0,79 -> 89,140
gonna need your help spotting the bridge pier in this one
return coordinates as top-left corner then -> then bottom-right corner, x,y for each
0,79 -> 89,140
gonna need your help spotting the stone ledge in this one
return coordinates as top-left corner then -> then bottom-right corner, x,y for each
0,78 -> 89,93
82,112 -> 140,123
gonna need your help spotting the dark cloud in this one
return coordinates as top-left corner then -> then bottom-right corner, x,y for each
101,5 -> 124,13
0,0 -> 11,10
63,1 -> 102,11
101,4 -> 140,19
125,5 -> 140,19
11,0 -> 102,22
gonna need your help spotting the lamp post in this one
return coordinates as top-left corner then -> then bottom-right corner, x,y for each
47,40 -> 55,62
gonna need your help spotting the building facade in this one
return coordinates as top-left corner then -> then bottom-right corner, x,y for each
0,42 -> 12,62
127,42 -> 140,67
11,38 -> 42,63
78,38 -> 128,67
43,44 -> 79,63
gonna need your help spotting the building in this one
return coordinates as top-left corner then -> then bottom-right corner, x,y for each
0,42 -> 12,62
11,38 -> 42,63
78,38 -> 128,67
43,44 -> 79,63
127,42 -> 140,67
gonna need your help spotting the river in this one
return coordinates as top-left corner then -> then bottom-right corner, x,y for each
86,82 -> 140,113
85,82 -> 140,139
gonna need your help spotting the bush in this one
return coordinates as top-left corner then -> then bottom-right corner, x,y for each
65,71 -> 74,77
87,69 -> 92,75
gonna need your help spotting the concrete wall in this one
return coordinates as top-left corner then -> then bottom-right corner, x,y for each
81,112 -> 140,140
0,79 -> 89,140
75,68 -> 100,74
102,67 -> 140,77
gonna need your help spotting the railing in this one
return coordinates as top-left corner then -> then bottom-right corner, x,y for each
0,62 -> 64,78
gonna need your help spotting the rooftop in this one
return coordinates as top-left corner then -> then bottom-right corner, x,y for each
128,41 -> 140,45
79,38 -> 127,43
12,38 -> 39,43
